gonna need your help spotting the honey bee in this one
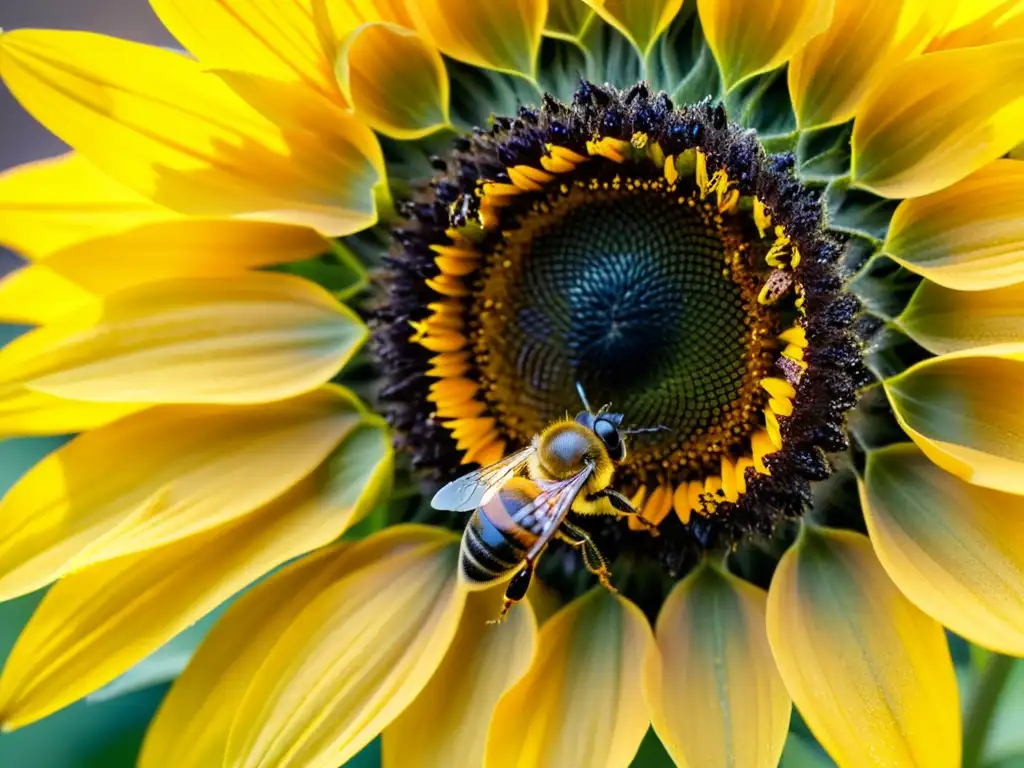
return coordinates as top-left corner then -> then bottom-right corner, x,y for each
431,384 -> 662,621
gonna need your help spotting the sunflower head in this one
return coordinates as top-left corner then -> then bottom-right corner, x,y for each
375,80 -> 865,576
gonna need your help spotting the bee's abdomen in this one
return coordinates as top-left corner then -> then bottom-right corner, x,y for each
459,479 -> 538,586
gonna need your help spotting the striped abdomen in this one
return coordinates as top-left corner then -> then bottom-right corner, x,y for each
459,477 -> 540,586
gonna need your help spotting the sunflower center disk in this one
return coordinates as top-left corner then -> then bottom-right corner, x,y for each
477,180 -> 772,475
380,81 -> 864,568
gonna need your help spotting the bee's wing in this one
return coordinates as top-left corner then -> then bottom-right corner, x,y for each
430,445 -> 536,512
520,464 -> 595,561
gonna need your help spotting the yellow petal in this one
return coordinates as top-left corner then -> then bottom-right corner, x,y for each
337,23 -> 450,140
485,590 -> 655,768
526,579 -> 563,625
0,272 -> 365,404
0,153 -> 177,260
408,0 -> 547,79
546,0 -> 596,41
0,386 -> 363,600
150,0 -> 346,105
0,385 -> 142,438
581,0 -> 683,56
223,527 -> 464,768
766,525 -> 960,768
39,219 -> 329,297
143,536 -> 444,768
883,159 -> 1024,290
851,40 -> 1024,199
928,0 -> 1024,50
884,353 -> 1024,494
0,219 -> 331,330
0,266 -> 95,325
643,562 -> 790,768
938,0 -> 1021,38
382,586 -> 538,768
306,0 -> 416,72
140,544 -> 350,768
698,0 -> 834,90
0,30 -> 383,236
372,0 -> 417,28
898,279 -> 1024,355
0,437 -> 387,731
789,0 -> 953,129
862,443 -> 1024,656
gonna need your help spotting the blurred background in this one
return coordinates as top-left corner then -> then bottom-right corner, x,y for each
1,0 -> 174,277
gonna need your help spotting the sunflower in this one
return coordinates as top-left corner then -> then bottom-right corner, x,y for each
0,0 -> 1023,766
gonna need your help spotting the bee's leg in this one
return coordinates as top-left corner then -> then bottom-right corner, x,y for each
585,489 -> 660,536
488,560 -> 534,625
587,487 -> 639,514
558,523 -> 617,594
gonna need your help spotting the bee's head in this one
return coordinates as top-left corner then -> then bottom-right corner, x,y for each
575,409 -> 627,461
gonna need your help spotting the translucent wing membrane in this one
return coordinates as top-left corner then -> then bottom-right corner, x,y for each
523,465 -> 595,560
430,445 -> 536,511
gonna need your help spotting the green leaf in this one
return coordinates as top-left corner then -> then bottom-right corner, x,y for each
629,728 -> 675,768
986,754 -> 1024,768
0,682 -> 168,767
346,737 -> 382,768
981,658 -> 1024,765
780,732 -> 837,768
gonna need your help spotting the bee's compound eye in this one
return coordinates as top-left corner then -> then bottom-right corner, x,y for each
594,417 -> 624,459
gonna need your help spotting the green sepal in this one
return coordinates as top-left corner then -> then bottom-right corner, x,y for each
846,380 -> 914,453
653,5 -> 720,103
797,123 -> 852,184
724,67 -> 796,140
825,178 -> 899,245
266,240 -> 368,302
864,325 -> 931,382
848,254 -> 922,321
537,36 -> 592,101
446,58 -> 542,132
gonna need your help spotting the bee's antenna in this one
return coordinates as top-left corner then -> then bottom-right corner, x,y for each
623,425 -> 672,435
575,381 -> 593,414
